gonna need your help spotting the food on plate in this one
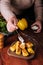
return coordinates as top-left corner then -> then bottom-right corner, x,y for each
16,41 -> 20,51
17,18 -> 28,30
20,43 -> 25,49
16,48 -> 21,55
27,47 -> 35,54
22,49 -> 29,56
16,41 -> 21,55
9,40 -> 35,56
10,43 -> 16,52
26,42 -> 33,48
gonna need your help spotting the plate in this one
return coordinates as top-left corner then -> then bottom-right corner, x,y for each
7,32 -> 38,60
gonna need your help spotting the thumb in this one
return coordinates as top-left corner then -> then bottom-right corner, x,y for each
13,25 -> 18,30
31,23 -> 36,27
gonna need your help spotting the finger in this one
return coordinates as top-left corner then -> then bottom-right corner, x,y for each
15,26 -> 18,29
8,26 -> 18,32
11,22 -> 18,30
12,20 -> 18,29
14,19 -> 18,26
37,29 -> 41,33
11,23 -> 18,29
34,28 -> 41,33
31,23 -> 36,27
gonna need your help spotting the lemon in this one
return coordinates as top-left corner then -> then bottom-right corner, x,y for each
21,18 -> 28,28
17,18 -> 28,30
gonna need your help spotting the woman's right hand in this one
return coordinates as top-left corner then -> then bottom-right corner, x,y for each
6,16 -> 18,32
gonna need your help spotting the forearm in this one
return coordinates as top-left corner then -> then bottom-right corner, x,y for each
1,0 -> 15,22
34,0 -> 43,21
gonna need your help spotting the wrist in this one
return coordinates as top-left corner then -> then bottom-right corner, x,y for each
36,17 -> 42,22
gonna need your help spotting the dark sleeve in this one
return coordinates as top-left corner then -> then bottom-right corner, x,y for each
34,0 -> 43,21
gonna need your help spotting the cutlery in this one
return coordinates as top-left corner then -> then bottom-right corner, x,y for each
16,30 -> 24,43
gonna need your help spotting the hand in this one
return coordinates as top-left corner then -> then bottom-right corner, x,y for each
7,16 -> 18,32
31,20 -> 42,33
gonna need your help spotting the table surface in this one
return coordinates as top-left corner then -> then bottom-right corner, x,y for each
0,30 -> 43,65
0,49 -> 2,65
0,58 -> 2,65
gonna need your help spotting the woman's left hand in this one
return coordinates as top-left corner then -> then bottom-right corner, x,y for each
31,20 -> 42,33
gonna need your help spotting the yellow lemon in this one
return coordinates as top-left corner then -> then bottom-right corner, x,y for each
17,18 -> 28,30
21,18 -> 28,28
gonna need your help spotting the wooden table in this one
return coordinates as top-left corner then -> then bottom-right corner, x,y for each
0,49 -> 3,65
0,58 -> 2,65
1,30 -> 43,65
